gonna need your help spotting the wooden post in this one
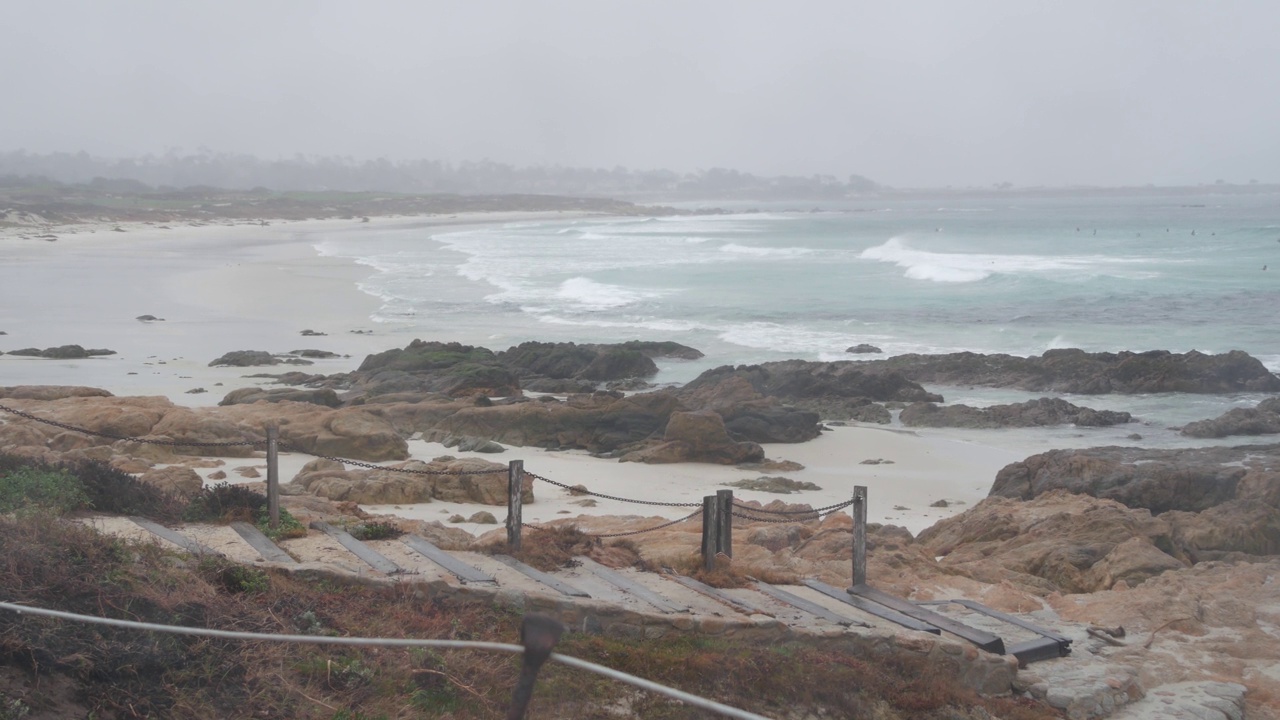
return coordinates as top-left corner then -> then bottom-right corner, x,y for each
700,495 -> 717,572
716,489 -> 734,559
506,460 -> 524,551
266,424 -> 280,529
851,485 -> 867,588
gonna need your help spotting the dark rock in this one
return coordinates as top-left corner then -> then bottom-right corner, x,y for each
496,341 -> 657,381
682,360 -> 942,405
209,350 -> 279,367
291,349 -> 341,359
900,397 -> 1131,429
857,348 -> 1280,394
136,315 -> 165,322
678,376 -> 821,443
185,388 -> 207,394
619,409 -> 764,465
1181,401 -> 1280,438
299,329 -> 327,336
218,387 -> 342,408
7,348 -> 45,357
846,344 -> 883,354
521,377 -> 599,393
725,476 -> 822,494
989,443 -> 1280,514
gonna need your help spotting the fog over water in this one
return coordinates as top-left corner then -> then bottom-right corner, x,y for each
4,1 -> 1279,188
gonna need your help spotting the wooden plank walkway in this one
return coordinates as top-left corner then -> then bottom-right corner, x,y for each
574,557 -> 686,614
665,573 -> 771,617
401,535 -> 496,584
849,584 -> 1004,653
754,582 -> 870,628
804,580 -> 939,634
491,554 -> 590,598
130,517 -> 220,557
310,522 -> 402,575
230,522 -> 296,564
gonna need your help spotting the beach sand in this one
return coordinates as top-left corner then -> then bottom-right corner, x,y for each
0,213 -> 1022,536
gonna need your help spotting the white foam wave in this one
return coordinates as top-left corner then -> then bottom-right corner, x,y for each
859,237 -> 1159,283
554,277 -> 662,310
720,243 -> 813,258
530,314 -> 708,333
718,322 -> 870,355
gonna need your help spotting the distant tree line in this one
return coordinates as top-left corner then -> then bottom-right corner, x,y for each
0,150 -> 880,200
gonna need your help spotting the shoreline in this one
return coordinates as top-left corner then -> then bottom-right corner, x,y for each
6,209 -> 1257,539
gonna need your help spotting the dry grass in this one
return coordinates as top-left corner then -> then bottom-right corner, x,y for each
476,524 -> 643,572
0,513 -> 1062,719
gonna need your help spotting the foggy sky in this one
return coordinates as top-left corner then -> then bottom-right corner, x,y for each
4,1 -> 1278,188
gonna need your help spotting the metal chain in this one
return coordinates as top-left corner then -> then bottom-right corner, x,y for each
578,507 -> 701,535
527,472 -> 702,508
279,443 -> 507,476
0,403 -> 260,448
730,510 -> 820,524
730,499 -> 855,516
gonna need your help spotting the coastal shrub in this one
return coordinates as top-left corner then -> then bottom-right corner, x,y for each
346,521 -> 403,541
183,482 -> 266,523
0,452 -> 183,520
183,481 -> 306,541
67,457 -> 185,521
199,557 -> 270,594
0,467 -> 89,514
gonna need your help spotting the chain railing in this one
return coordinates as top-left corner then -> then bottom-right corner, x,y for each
0,403 -> 867,573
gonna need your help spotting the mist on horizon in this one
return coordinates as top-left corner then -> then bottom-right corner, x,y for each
3,1 -> 1278,190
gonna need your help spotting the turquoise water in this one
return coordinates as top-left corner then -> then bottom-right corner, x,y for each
312,190 -> 1280,448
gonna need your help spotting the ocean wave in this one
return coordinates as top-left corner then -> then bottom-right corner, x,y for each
719,243 -> 813,258
554,277 -> 663,310
530,314 -> 708,333
859,237 -> 1159,283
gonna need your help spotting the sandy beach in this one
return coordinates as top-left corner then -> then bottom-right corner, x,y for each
1,212 -> 1023,536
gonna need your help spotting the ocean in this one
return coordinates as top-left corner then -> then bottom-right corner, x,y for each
313,189 -> 1280,450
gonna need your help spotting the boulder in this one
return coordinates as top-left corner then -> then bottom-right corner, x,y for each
680,376 -> 822,443
990,443 -> 1280,514
138,465 -> 204,499
900,397 -> 1132,429
846,344 -> 883,354
1181,403 -> 1280,438
219,387 -> 342,408
0,386 -> 113,400
917,492 -> 1184,594
209,350 -> 280,367
618,410 -> 764,465
683,360 -> 942,404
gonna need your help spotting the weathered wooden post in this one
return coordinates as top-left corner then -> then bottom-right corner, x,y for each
506,460 -> 524,551
265,424 -> 280,529
700,494 -> 717,572
850,485 -> 867,588
716,489 -> 734,559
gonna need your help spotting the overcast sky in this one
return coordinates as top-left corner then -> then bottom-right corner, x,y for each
4,1 -> 1277,188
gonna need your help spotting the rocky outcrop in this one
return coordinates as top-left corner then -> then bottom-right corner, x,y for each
900,397 -> 1132,429
0,394 -> 407,462
0,386 -> 113,400
678,360 -> 933,425
679,376 -> 822,442
846,344 -> 882,354
859,348 -> 1280,394
6,345 -> 116,358
989,443 -> 1280,514
288,456 -> 530,505
1181,398 -> 1280,438
918,492 -> 1187,594
208,350 -> 282,367
619,410 -> 764,465
218,387 -> 342,408
137,465 -> 204,499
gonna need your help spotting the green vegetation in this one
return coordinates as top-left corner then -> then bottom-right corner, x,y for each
346,521 -> 404,542
0,467 -> 89,514
183,481 -> 307,541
